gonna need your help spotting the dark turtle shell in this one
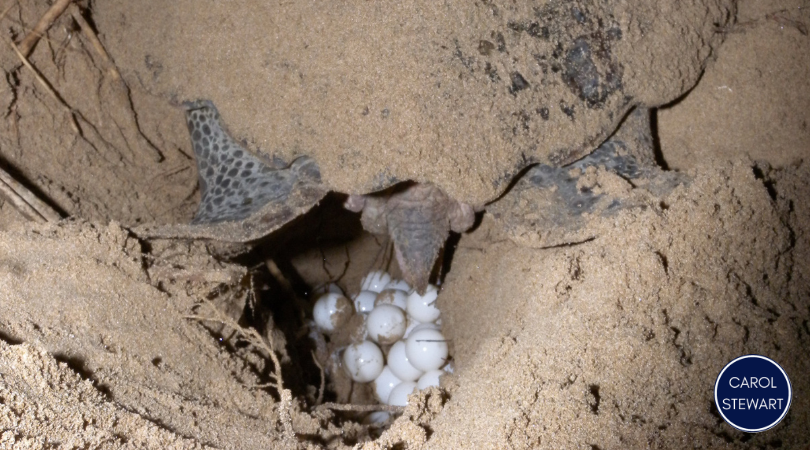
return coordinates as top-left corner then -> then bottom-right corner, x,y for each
98,0 -> 732,207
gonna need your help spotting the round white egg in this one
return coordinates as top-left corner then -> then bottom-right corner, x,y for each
387,381 -> 417,406
374,289 -> 409,310
406,285 -> 441,323
361,271 -> 392,293
313,293 -> 354,333
363,411 -> 391,425
405,328 -> 448,372
407,321 -> 440,338
403,315 -> 420,339
384,279 -> 411,292
342,341 -> 384,383
366,304 -> 407,345
373,366 -> 403,404
353,290 -> 377,314
386,340 -> 424,382
417,370 -> 444,390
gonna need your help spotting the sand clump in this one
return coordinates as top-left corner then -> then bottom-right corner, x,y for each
0,222 -> 293,448
432,160 -> 809,448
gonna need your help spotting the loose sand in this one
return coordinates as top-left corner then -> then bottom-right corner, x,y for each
0,1 -> 808,449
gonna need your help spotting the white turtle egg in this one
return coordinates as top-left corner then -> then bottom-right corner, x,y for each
386,340 -> 424,381
313,293 -> 354,333
406,322 -> 440,338
406,285 -> 441,323
387,381 -> 417,407
384,279 -> 411,292
417,369 -> 444,390
342,341 -> 384,383
374,289 -> 408,310
373,366 -> 403,403
363,411 -> 391,425
361,271 -> 392,293
405,328 -> 448,372
367,305 -> 407,345
403,315 -> 420,339
353,290 -> 377,314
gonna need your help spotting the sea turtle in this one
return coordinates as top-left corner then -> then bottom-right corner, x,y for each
110,0 -> 734,292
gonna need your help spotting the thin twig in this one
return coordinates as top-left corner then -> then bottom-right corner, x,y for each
184,306 -> 284,389
7,39 -> 80,134
0,165 -> 61,222
311,350 -> 325,406
69,4 -> 121,79
278,389 -> 297,443
0,3 -> 15,26
70,4 -> 163,162
314,402 -> 405,413
0,177 -> 44,222
17,0 -> 72,56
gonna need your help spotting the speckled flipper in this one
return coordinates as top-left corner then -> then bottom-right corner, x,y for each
134,101 -> 326,242
184,100 -> 299,224
489,108 -> 687,248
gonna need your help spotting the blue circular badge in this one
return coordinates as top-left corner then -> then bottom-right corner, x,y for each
714,355 -> 792,432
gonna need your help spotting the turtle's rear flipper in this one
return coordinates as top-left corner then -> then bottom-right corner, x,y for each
354,183 -> 474,295
489,108 -> 687,248
134,100 -> 326,243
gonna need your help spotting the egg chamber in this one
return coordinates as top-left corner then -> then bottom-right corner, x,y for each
209,189 -> 465,432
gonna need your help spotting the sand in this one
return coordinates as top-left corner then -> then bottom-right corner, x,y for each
0,1 -> 808,449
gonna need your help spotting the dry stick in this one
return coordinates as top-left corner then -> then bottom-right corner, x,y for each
0,3 -> 14,26
184,299 -> 297,442
0,167 -> 61,222
278,389 -> 297,443
8,39 -> 80,134
315,402 -> 405,414
70,5 -> 163,163
0,4 -> 63,223
184,301 -> 284,388
0,176 -> 44,222
68,5 -> 120,80
311,350 -> 325,406
17,0 -> 72,56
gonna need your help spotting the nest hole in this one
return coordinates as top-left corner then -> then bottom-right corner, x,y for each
220,191 -> 459,432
